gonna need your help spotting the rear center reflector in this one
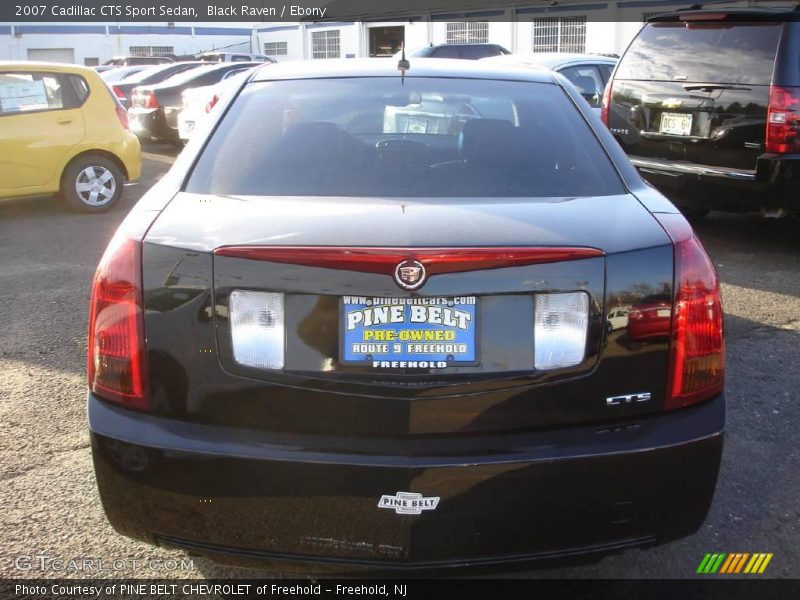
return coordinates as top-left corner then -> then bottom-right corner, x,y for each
213,246 -> 604,277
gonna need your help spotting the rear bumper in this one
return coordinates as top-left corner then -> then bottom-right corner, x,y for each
88,392 -> 724,571
631,154 -> 800,212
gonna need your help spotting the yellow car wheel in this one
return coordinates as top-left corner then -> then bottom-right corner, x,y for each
61,155 -> 124,213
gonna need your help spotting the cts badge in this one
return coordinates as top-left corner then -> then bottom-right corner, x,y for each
394,260 -> 426,290
606,392 -> 652,406
378,491 -> 440,515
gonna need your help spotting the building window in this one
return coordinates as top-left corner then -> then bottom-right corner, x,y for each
129,45 -> 174,57
263,41 -> 288,57
311,30 -> 340,59
532,17 -> 586,53
446,22 -> 489,44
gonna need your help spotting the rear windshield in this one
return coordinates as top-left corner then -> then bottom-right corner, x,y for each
616,21 -> 781,85
186,77 -> 623,198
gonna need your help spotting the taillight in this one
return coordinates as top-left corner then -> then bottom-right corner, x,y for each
115,104 -> 129,130
678,12 -> 727,21
655,213 -> 724,411
144,91 -> 159,109
765,85 -> 800,154
600,80 -> 612,127
88,212 -> 152,410
205,93 -> 220,113
111,85 -> 125,99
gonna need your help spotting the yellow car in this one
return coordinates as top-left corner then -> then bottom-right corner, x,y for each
0,62 -> 141,212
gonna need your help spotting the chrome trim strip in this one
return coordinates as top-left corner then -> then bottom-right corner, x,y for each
631,157 -> 756,181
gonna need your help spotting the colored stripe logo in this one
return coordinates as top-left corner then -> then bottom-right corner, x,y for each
697,553 -> 773,574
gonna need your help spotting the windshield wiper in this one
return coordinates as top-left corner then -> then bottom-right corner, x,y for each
682,84 -> 752,92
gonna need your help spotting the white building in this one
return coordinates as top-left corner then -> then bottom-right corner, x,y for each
253,3 -> 677,62
254,0 -> 797,61
0,22 -> 256,65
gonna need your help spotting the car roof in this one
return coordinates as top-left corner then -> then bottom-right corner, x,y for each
249,58 -> 557,84
0,61 -> 97,75
483,53 -> 618,70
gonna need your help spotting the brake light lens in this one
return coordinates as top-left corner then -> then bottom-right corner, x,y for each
88,214 -> 151,410
765,85 -> 800,154
655,213 -> 724,411
143,91 -> 159,109
115,104 -> 129,130
213,246 -> 604,276
600,80 -> 612,127
679,12 -> 727,21
111,85 -> 125,99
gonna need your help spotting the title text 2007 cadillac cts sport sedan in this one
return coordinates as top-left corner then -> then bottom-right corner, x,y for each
87,59 -> 725,570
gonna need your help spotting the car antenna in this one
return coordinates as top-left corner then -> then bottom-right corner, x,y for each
397,43 -> 410,85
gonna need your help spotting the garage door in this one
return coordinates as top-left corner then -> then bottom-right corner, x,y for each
26,48 -> 76,64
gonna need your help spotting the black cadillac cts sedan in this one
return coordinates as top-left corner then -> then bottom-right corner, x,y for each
88,59 -> 725,570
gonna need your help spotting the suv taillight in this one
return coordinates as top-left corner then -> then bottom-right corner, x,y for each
765,85 -> 800,154
143,91 -> 159,109
111,85 -> 125,99
655,213 -> 724,411
600,80 -> 612,127
88,214 -> 151,410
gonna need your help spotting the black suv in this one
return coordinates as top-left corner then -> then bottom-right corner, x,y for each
603,9 -> 800,216
410,43 -> 510,60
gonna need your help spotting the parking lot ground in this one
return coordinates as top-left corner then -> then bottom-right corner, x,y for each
0,144 -> 797,579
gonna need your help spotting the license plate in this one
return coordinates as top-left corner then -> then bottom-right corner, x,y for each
657,308 -> 671,318
659,112 -> 693,136
180,120 -> 195,138
341,296 -> 477,367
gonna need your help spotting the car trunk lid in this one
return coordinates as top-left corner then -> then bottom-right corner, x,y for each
139,192 -> 674,435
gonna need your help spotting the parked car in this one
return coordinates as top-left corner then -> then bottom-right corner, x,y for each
627,294 -> 673,344
406,43 -> 511,60
0,62 -> 140,212
197,51 -> 275,63
603,8 -> 800,217
606,308 -> 629,332
128,62 -> 261,143
109,61 -> 205,109
100,65 -> 149,84
89,58 -> 724,570
104,55 -> 173,67
483,53 -> 617,113
177,69 -> 253,142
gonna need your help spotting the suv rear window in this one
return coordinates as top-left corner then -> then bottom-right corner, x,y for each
186,77 -> 624,198
615,21 -> 781,85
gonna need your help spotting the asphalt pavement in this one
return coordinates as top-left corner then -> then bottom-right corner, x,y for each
0,144 -> 797,579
